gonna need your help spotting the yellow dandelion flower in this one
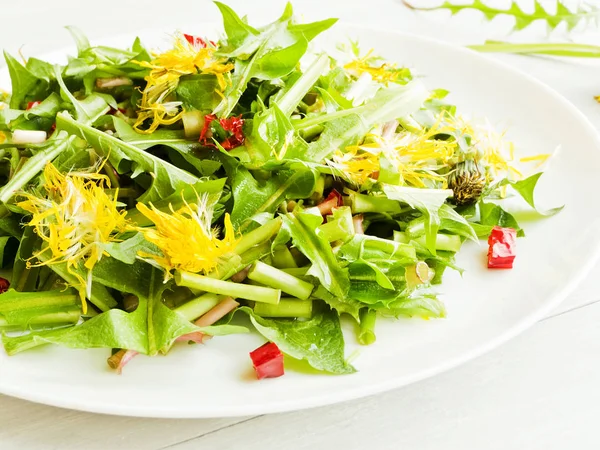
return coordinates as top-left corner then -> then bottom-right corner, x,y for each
135,195 -> 239,280
133,33 -> 234,133
17,163 -> 129,312
344,49 -> 408,85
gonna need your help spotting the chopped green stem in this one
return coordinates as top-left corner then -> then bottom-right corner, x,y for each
254,298 -> 313,318
349,192 -> 405,214
394,231 -> 462,253
398,116 -> 423,133
358,309 -> 377,345
271,245 -> 298,269
0,290 -> 78,313
247,261 -> 314,300
299,124 -> 324,141
293,107 -> 363,131
175,271 -> 281,304
277,54 -> 330,116
0,306 -> 81,329
469,41 -> 600,58
234,217 -> 282,254
174,293 -> 222,322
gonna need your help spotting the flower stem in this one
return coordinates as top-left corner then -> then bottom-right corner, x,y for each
358,309 -> 377,345
175,271 -> 281,304
247,261 -> 314,300
174,293 -> 222,322
234,218 -> 282,255
254,298 -> 313,319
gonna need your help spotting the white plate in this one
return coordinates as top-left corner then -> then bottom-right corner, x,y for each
1,24 -> 600,418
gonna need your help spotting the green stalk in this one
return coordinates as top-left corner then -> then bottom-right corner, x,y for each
271,245 -> 298,269
0,290 -> 78,312
175,271 -> 281,304
299,124 -> 324,141
469,41 -> 600,58
174,293 -> 222,322
349,192 -> 404,214
394,231 -> 462,253
0,306 -> 81,329
358,309 -> 377,345
234,217 -> 282,255
247,261 -> 314,300
293,107 -> 362,131
254,298 -> 313,319
0,133 -> 75,203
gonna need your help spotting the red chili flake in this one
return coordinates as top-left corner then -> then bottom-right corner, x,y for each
26,101 -> 41,110
250,342 -> 284,380
0,277 -> 10,294
183,34 -> 216,48
108,107 -> 127,115
487,226 -> 517,269
200,114 -> 245,150
317,189 -> 343,216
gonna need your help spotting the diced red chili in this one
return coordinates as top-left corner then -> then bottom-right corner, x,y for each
26,101 -> 41,110
317,189 -> 343,216
200,114 -> 245,150
183,34 -> 216,48
487,226 -> 517,269
0,277 -> 10,294
249,342 -> 284,380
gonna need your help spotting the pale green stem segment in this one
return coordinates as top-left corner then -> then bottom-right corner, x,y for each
247,261 -> 314,300
175,271 -> 281,304
358,309 -> 377,346
173,293 -> 223,322
394,231 -> 462,253
254,298 -> 313,319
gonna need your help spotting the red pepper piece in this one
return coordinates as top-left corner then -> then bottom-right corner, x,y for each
183,34 -> 216,48
0,277 -> 10,294
200,114 -> 245,150
317,189 -> 343,216
26,101 -> 41,110
250,342 -> 284,380
487,226 -> 517,269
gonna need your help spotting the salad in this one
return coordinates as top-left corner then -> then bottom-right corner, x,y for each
0,2 -> 558,377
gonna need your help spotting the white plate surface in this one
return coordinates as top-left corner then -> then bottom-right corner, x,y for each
1,24 -> 599,418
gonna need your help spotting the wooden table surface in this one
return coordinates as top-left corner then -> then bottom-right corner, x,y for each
2,1 -> 600,448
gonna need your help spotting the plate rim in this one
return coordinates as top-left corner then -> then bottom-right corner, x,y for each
1,23 -> 600,418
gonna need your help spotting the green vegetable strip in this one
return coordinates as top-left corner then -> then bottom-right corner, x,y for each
0,134 -> 75,203
271,246 -> 298,269
394,231 -> 462,253
254,298 -> 313,318
277,54 -> 330,116
247,261 -> 314,300
358,309 -> 377,346
234,218 -> 282,255
175,271 -> 281,304
0,307 -> 81,328
174,293 -> 222,322
0,290 -> 78,313
349,192 -> 405,214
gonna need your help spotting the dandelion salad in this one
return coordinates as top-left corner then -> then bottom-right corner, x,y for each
0,2 -> 560,378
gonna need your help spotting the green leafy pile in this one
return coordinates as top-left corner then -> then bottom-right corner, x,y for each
0,1 -> 558,375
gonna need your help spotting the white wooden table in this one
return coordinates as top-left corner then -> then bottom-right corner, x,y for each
2,1 -> 600,448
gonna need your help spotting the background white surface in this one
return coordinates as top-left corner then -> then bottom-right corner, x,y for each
1,0 -> 600,448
